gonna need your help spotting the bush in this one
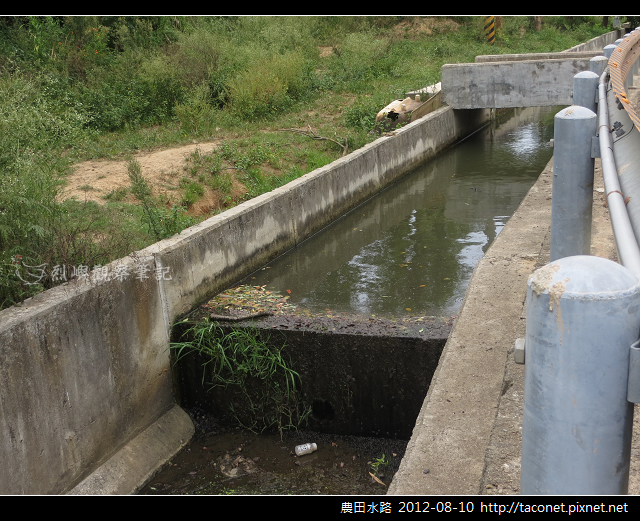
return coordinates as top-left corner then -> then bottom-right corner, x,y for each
328,32 -> 392,82
171,27 -> 229,88
226,52 -> 311,120
171,324 -> 309,437
174,80 -> 218,134
0,73 -> 90,158
80,58 -> 183,131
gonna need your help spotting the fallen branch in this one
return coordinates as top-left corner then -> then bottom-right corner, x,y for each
278,125 -> 348,156
369,472 -> 386,486
210,311 -> 273,322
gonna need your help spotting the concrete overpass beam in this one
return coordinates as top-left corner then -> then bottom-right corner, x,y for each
441,58 -> 594,109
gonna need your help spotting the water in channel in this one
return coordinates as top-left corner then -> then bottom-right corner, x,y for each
241,106 -> 559,319
139,106 -> 560,496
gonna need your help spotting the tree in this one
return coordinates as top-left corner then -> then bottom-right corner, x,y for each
534,16 -> 543,32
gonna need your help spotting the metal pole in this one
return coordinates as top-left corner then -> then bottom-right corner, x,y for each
572,71 -> 599,113
521,255 -> 640,494
598,69 -> 640,278
549,106 -> 596,262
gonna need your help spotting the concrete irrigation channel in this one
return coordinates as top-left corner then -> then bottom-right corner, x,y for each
3,28 -> 630,496
1,102 -> 493,495
137,105 -> 562,495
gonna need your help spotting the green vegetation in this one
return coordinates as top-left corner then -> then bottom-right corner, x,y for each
127,159 -> 197,241
0,15 -> 617,309
370,454 -> 390,476
171,323 -> 310,437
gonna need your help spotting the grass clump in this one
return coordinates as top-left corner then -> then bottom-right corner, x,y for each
171,323 -> 310,438
127,159 -> 196,240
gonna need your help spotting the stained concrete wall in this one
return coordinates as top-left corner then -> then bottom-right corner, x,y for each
442,58 -> 597,108
0,104 -> 491,494
442,30 -> 622,109
172,320 -> 451,440
0,255 -> 176,494
563,28 -> 624,52
474,51 -> 602,63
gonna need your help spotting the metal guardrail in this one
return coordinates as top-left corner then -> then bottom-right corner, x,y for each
604,29 -> 640,275
599,56 -> 640,276
609,29 -> 640,133
518,29 -> 640,495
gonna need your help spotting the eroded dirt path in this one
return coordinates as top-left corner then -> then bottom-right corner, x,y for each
60,140 -> 221,204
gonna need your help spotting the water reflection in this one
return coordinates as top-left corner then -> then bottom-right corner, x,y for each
239,107 -> 559,317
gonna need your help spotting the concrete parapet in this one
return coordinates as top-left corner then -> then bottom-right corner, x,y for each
0,255 -> 175,494
446,30 -> 622,110
475,51 -> 602,63
564,29 -> 624,52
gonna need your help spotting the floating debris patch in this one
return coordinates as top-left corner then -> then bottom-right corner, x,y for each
200,285 -> 298,320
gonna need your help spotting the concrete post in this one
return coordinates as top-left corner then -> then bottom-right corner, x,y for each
589,55 -> 608,77
521,255 -> 640,495
604,43 -> 617,59
549,106 -> 596,262
572,71 -> 599,113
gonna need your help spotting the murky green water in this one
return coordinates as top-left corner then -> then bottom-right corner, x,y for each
140,106 -> 560,496
139,426 -> 408,495
241,107 -> 559,318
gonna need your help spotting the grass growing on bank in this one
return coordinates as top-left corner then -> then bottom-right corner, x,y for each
0,16 -> 617,309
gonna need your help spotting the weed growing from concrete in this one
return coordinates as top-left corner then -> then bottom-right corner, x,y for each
171,322 -> 310,439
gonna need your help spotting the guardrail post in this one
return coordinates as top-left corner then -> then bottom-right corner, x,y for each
521,255 -> 640,494
572,71 -> 599,113
604,43 -> 617,59
589,55 -> 608,78
549,106 -> 596,262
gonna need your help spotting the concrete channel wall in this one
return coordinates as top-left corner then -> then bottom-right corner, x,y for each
563,29 -> 623,52
0,103 -> 491,494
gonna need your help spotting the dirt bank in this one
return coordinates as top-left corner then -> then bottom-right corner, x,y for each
60,140 -> 220,203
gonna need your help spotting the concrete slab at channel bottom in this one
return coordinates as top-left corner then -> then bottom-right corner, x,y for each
67,404 -> 194,495
388,152 -> 640,495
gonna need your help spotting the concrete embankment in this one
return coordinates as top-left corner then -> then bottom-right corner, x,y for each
0,102 -> 491,494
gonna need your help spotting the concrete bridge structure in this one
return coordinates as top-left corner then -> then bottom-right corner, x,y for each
442,51 -> 606,109
0,29 -> 630,495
